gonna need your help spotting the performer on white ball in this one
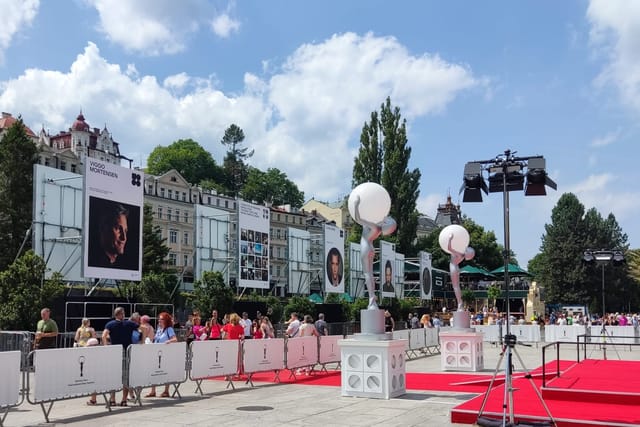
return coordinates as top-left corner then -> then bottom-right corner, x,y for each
353,195 -> 397,309
448,234 -> 475,311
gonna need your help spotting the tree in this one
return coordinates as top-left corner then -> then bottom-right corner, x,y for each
0,117 -> 39,270
188,271 -> 235,317
0,251 -> 64,330
242,167 -> 305,208
146,139 -> 221,185
352,97 -> 421,254
487,284 -> 502,309
221,124 -> 254,197
142,204 -> 169,275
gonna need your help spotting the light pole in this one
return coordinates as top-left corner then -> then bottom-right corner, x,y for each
583,249 -> 626,360
461,150 -> 556,426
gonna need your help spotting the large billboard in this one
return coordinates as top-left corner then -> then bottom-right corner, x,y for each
194,205 -> 232,281
83,160 -> 143,281
323,224 -> 344,294
380,240 -> 396,298
288,227 -> 311,295
419,251 -> 433,300
238,200 -> 270,289
33,165 -> 84,281
349,242 -> 365,299
395,252 -> 405,299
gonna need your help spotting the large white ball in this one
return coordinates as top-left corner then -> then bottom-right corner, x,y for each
348,182 -> 391,224
439,224 -> 470,254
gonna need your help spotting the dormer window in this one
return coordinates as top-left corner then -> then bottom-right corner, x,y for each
170,176 -> 177,182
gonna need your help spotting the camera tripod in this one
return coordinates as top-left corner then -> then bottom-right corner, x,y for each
476,334 -> 556,427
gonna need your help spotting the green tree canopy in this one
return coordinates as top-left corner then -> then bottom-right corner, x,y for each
0,116 -> 39,270
142,204 -> 170,275
146,139 -> 221,185
221,124 -> 254,197
188,271 -> 235,318
242,167 -> 305,208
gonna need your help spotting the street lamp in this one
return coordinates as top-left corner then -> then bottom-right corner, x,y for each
461,149 -> 556,426
583,249 -> 626,360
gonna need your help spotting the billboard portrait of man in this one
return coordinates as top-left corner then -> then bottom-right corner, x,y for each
326,247 -> 343,287
87,197 -> 140,271
382,260 -> 394,293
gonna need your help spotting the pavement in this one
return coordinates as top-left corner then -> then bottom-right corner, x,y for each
2,340 -> 629,427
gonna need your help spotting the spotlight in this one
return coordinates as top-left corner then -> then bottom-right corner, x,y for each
524,157 -> 557,196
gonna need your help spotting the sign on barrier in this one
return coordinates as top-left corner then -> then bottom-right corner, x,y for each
318,335 -> 341,365
409,329 -> 426,350
33,346 -> 123,402
510,325 -> 541,343
128,342 -> 187,388
544,325 -> 585,342
286,336 -> 318,369
243,338 -> 285,373
0,351 -> 21,407
190,340 -> 239,379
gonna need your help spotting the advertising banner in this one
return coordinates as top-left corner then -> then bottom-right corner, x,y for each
288,227 -> 311,294
380,240 -> 396,298
238,200 -> 270,289
318,335 -> 341,365
128,342 -> 187,388
194,204 -> 231,281
285,336 -> 318,369
324,224 -> 345,294
0,351 -> 21,407
190,340 -> 239,379
395,252 -> 405,299
419,251 -> 433,300
33,346 -> 123,402
349,242 -> 365,299
83,159 -> 143,280
243,338 -> 285,373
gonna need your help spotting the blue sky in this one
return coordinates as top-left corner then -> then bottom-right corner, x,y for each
1,0 -> 639,268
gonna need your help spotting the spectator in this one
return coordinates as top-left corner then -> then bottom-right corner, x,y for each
139,315 -> 155,344
130,313 -> 142,344
315,313 -> 329,336
35,308 -> 58,349
432,314 -> 442,328
240,312 -> 252,339
300,315 -> 319,337
184,312 -> 195,344
221,313 -> 244,340
85,337 -> 101,405
410,313 -> 419,329
260,317 -> 275,339
286,312 -> 301,338
420,314 -> 432,328
146,312 -> 178,398
192,316 -> 206,341
74,317 -> 96,347
209,315 -> 223,340
252,319 -> 263,339
102,307 -> 139,406
384,310 -> 395,332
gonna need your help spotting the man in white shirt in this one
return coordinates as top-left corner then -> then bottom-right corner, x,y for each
286,312 -> 301,338
240,312 -> 252,339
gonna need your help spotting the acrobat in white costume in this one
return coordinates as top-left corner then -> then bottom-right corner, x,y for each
352,195 -> 396,310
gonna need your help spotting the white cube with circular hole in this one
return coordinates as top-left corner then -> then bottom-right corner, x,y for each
338,338 -> 407,399
439,330 -> 484,371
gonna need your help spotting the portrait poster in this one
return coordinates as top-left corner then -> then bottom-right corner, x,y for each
83,159 -> 143,280
419,251 -> 433,300
238,200 -> 270,289
324,223 -> 344,293
380,240 -> 396,298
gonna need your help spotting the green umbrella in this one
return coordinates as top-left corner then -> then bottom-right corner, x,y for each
308,293 -> 323,303
340,293 -> 354,303
460,265 -> 495,277
490,264 -> 531,276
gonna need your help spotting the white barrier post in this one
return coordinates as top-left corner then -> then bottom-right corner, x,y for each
189,340 -> 240,393
242,338 -> 285,386
318,335 -> 342,372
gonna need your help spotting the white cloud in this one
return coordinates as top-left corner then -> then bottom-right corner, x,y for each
85,0 -> 214,55
0,0 -> 39,64
211,13 -> 240,38
590,129 -> 620,147
566,173 -> 640,220
587,0 -> 640,112
0,33 -> 481,201
416,193 -> 442,217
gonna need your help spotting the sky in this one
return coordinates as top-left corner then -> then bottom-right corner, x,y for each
1,0 -> 639,268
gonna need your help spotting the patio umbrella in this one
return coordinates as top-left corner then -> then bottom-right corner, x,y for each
308,293 -> 323,303
460,265 -> 495,278
490,263 -> 532,276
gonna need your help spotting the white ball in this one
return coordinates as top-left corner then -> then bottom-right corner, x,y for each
438,224 -> 470,254
348,182 -> 391,224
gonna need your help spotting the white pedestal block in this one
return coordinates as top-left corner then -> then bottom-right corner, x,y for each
338,338 -> 407,399
439,331 -> 484,372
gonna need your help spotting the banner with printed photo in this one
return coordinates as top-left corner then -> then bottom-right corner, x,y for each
83,159 -> 143,281
288,227 -> 311,295
324,224 -> 345,293
419,251 -> 432,300
380,240 -> 396,298
238,200 -> 270,289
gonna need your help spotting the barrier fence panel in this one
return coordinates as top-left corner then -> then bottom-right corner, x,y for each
0,331 -> 33,371
189,340 -> 239,393
28,345 -> 123,422
391,330 -> 411,357
587,325 -> 637,345
0,351 -> 22,427
473,325 -> 500,343
285,336 -> 319,378
243,338 -> 285,386
544,325 -> 586,343
127,342 -> 188,403
318,335 -> 341,371
410,329 -> 426,351
510,325 -> 542,345
425,327 -> 440,353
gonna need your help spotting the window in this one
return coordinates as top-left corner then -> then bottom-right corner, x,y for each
184,212 -> 188,223
60,161 -> 66,171
183,254 -> 189,267
277,214 -> 281,221
207,196 -> 211,205
71,164 -> 76,173
169,229 -> 178,244
168,189 -> 173,199
157,207 -> 163,219
182,192 -> 186,202
160,188 -> 165,198
216,199 -> 220,206
167,208 -> 172,221
277,247 -> 281,259
170,176 -> 177,182
44,158 -> 50,167
175,209 -> 180,221
276,265 -> 281,277
168,253 -> 177,266
225,200 -> 228,208
183,232 -> 189,245
276,229 -> 281,239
